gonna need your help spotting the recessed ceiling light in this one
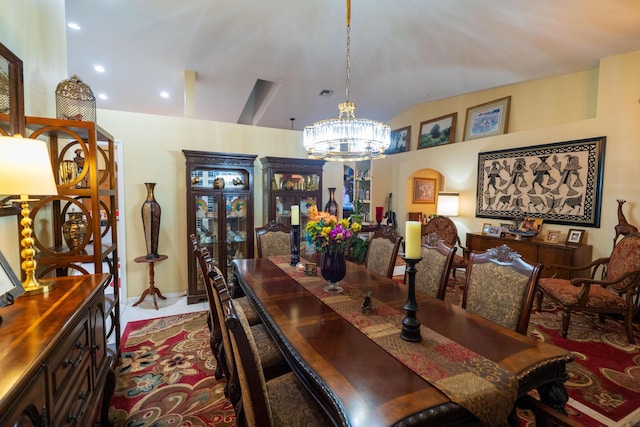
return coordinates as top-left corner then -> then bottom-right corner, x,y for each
94,65 -> 105,73
98,93 -> 108,100
160,91 -> 170,98
67,22 -> 81,30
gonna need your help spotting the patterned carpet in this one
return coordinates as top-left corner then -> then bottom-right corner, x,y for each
109,275 -> 640,427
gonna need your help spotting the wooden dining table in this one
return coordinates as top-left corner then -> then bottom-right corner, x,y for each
232,256 -> 573,426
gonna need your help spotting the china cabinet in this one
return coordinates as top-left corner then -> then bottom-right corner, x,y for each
0,115 -> 120,354
184,150 -> 257,304
343,160 -> 372,223
260,156 -> 325,232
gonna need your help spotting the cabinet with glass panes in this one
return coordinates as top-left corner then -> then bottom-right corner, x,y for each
260,157 -> 325,233
183,150 -> 257,304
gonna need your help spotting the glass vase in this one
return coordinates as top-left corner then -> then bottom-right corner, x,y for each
320,250 -> 346,293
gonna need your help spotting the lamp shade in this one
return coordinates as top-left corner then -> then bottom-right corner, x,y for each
0,135 -> 58,197
436,192 -> 459,217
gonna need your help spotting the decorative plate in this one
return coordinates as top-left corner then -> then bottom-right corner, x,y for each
195,198 -> 207,217
230,198 -> 246,217
300,198 -> 316,216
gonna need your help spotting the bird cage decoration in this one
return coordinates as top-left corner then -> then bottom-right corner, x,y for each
0,68 -> 9,114
55,74 -> 96,122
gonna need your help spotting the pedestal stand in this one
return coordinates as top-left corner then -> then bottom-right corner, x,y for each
133,254 -> 168,310
290,224 -> 300,266
400,256 -> 423,342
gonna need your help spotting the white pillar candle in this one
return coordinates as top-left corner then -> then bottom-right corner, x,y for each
291,205 -> 300,226
405,221 -> 422,259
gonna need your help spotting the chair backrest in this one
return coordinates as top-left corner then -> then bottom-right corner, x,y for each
424,216 -> 462,248
222,285 -> 272,427
255,221 -> 291,258
415,240 -> 457,300
462,244 -> 541,334
364,226 -> 403,278
607,233 -> 640,292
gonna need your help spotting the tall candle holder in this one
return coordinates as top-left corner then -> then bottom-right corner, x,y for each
400,256 -> 423,342
290,224 -> 300,266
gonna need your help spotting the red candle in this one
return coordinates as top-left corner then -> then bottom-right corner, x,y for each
375,206 -> 384,223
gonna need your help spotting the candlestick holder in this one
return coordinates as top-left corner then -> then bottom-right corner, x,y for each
400,256 -> 423,342
290,224 -> 300,266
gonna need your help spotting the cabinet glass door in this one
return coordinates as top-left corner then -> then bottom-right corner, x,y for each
226,194 -> 250,265
194,193 -> 220,265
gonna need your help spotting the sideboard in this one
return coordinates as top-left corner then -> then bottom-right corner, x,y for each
466,232 -> 593,278
0,274 -> 114,427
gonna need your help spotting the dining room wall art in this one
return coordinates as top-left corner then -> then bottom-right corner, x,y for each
463,96 -> 511,141
386,125 -> 410,155
418,113 -> 457,149
413,178 -> 437,204
476,136 -> 606,227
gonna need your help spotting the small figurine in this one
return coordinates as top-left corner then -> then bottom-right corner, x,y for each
362,291 -> 372,314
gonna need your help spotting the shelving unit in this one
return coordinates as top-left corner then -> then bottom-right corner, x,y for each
184,150 -> 256,304
343,160 -> 372,223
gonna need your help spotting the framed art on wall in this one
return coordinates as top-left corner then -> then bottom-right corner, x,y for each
413,178 -> 436,204
463,96 -> 511,141
418,113 -> 457,149
386,126 -> 410,155
476,136 -> 606,227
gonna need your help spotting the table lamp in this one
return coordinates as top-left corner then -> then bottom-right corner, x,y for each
436,192 -> 459,217
0,135 -> 58,295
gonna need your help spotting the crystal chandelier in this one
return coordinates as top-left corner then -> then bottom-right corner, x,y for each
303,0 -> 390,161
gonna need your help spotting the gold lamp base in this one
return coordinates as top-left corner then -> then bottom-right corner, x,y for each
22,274 -> 56,296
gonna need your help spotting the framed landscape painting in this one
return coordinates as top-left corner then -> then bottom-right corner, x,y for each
386,126 -> 410,155
418,113 -> 457,149
463,96 -> 511,141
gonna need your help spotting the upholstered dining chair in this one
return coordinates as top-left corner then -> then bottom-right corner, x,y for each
424,216 -> 468,278
536,232 -> 640,344
462,244 -> 542,334
255,221 -> 292,258
411,237 -> 457,300
223,293 -> 332,427
364,225 -> 403,278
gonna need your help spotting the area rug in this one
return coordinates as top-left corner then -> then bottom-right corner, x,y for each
109,311 -> 236,427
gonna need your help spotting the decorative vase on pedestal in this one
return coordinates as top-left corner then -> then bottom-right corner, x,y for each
141,182 -> 161,259
63,212 -> 88,252
320,251 -> 347,293
325,187 -> 339,216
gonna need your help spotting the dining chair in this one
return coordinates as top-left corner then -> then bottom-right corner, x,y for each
255,220 -> 291,258
536,232 -> 640,344
462,244 -> 542,334
424,216 -> 468,278
517,394 -> 586,427
223,291 -> 332,427
411,237 -> 457,300
364,225 -> 403,278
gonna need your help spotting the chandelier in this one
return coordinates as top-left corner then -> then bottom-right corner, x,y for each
303,0 -> 390,161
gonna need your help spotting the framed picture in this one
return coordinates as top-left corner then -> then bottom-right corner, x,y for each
0,249 -> 24,308
418,113 -> 457,149
520,217 -> 543,233
476,136 -> 606,227
386,126 -> 411,155
463,96 -> 511,141
544,230 -> 561,243
487,225 -> 502,237
413,178 -> 436,204
482,223 -> 492,234
566,229 -> 585,245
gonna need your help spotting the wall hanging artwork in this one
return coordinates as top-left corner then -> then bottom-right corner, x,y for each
418,113 -> 457,149
386,126 -> 410,155
476,136 -> 606,227
464,97 -> 510,141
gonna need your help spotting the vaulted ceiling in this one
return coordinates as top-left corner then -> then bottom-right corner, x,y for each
64,0 -> 640,131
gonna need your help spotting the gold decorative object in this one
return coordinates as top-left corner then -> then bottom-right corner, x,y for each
55,74 -> 96,122
62,212 -> 88,251
59,160 -> 78,185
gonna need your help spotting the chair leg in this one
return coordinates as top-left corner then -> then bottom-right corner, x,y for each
625,313 -> 636,344
560,309 -> 572,339
535,289 -> 544,311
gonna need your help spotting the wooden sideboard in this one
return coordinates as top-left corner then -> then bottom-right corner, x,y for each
466,232 -> 593,278
0,274 -> 114,427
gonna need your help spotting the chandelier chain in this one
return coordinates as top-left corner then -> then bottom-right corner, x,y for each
346,24 -> 351,103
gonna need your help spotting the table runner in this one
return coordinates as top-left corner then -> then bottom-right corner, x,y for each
271,256 -> 517,426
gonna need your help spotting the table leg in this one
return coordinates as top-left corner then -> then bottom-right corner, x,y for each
132,288 -> 151,307
537,380 -> 570,415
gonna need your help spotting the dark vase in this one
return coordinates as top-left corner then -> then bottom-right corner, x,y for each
325,187 -> 339,216
141,182 -> 161,259
62,212 -> 88,252
320,250 -> 346,293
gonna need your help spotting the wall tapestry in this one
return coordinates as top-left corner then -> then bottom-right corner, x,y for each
476,136 -> 606,227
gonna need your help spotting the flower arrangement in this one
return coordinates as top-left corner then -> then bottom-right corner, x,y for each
305,205 -> 362,254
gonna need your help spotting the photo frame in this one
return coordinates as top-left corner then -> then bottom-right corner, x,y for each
386,126 -> 411,155
413,178 -> 437,204
544,230 -> 561,243
520,217 -> 543,233
482,223 -> 492,234
487,225 -> 502,237
418,113 -> 457,149
566,229 -> 585,245
0,249 -> 23,308
476,136 -> 606,227
463,96 -> 511,141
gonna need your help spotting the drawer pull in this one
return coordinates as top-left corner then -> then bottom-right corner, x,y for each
66,390 -> 88,423
63,344 -> 86,368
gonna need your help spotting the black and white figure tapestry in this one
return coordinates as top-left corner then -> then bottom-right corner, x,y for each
476,136 -> 606,227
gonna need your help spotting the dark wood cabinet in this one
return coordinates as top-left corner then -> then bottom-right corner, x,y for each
183,150 -> 257,304
466,232 -> 593,278
260,156 -> 325,231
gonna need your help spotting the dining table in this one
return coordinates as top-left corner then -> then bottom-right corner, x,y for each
231,255 -> 573,427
